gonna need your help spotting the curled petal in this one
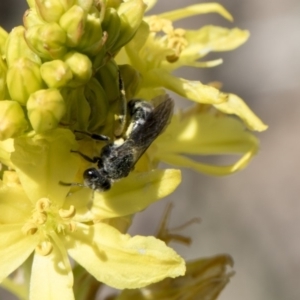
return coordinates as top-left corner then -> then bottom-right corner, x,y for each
65,223 -> 185,289
214,93 -> 268,131
143,70 -> 226,104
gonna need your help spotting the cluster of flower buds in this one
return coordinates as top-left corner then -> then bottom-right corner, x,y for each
0,0 -> 145,139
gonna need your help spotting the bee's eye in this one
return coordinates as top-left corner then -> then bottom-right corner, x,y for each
83,168 -> 99,181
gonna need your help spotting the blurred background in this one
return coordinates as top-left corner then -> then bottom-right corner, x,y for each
0,0 -> 299,299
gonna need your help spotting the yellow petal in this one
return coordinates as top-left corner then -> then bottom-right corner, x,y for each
30,240 -> 74,300
143,70 -> 226,104
158,150 -> 255,176
154,109 -> 260,176
0,224 -> 38,282
0,183 -> 31,223
183,26 -> 250,59
91,169 -> 181,219
11,129 -> 80,205
158,3 -> 233,22
156,112 -> 259,155
65,223 -> 186,289
214,93 -> 268,131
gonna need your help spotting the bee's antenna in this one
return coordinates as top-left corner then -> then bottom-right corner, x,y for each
59,181 -> 85,188
74,130 -> 110,141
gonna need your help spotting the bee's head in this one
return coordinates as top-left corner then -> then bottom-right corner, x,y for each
83,168 -> 111,191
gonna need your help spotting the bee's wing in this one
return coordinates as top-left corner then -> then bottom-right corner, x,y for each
129,94 -> 174,157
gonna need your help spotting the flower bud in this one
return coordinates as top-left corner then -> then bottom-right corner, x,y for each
76,13 -> 104,56
63,51 -> 92,87
35,0 -> 75,23
0,27 -> 8,56
84,78 -> 108,131
110,0 -> 146,53
23,8 -> 46,29
106,0 -> 122,9
25,23 -> 67,59
59,5 -> 86,47
40,60 -> 73,88
5,26 -> 41,67
0,100 -> 28,140
0,58 -> 8,100
75,0 -> 93,12
7,58 -> 44,105
27,89 -> 66,133
60,86 -> 91,131
96,60 -> 119,102
26,0 -> 36,8
101,7 -> 121,51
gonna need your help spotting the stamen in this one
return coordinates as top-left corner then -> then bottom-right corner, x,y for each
22,222 -> 38,235
36,198 -> 51,212
59,205 -> 76,219
35,241 -> 53,256
33,212 -> 47,225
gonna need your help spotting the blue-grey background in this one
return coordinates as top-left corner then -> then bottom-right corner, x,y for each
1,0 -> 300,299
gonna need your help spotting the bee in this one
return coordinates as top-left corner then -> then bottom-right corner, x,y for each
64,94 -> 174,191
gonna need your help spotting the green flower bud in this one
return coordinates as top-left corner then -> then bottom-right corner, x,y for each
27,88 -> 66,133
7,58 -> 44,105
75,0 -> 93,12
76,13 -> 104,56
59,5 -> 86,47
63,51 -> 92,87
84,77 -> 108,131
60,86 -> 91,131
35,0 -> 75,23
25,23 -> 67,60
23,8 -> 46,29
0,58 -> 8,100
0,27 -> 8,56
5,26 -> 41,67
95,60 -> 119,102
40,60 -> 73,88
119,64 -> 141,100
0,100 -> 28,140
92,44 -> 107,70
110,0 -> 146,53
101,7 -> 121,51
106,0 -> 122,9
26,0 -> 36,8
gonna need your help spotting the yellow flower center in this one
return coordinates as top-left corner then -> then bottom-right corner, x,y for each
21,198 -> 77,256
146,16 -> 188,62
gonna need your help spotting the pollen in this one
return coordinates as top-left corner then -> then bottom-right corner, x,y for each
146,16 -> 188,62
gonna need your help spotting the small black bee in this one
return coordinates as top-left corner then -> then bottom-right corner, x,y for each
81,94 -> 174,191
62,94 -> 174,191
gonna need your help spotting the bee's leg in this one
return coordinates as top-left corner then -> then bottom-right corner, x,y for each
71,150 -> 101,164
74,130 -> 110,141
113,69 -> 127,137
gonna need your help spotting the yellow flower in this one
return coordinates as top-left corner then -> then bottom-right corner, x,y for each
0,129 -> 184,299
151,103 -> 261,176
115,2 -> 267,175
